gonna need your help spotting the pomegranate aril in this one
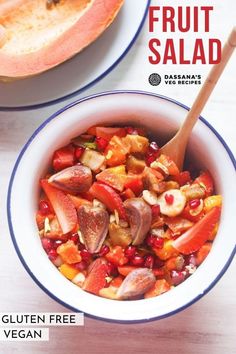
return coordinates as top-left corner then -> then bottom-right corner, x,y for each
39,200 -> 51,215
126,127 -> 138,135
144,255 -> 155,268
145,153 -> 156,166
70,234 -> 79,244
153,237 -> 164,249
80,249 -> 92,261
124,245 -> 137,258
148,142 -> 159,156
75,146 -> 85,160
146,234 -> 155,247
53,240 -> 64,249
41,238 -> 53,252
48,249 -> 58,261
189,199 -> 201,209
165,193 -> 174,205
151,204 -> 160,217
99,245 -> 110,257
171,270 -> 186,286
77,241 -> 85,250
154,257 -> 165,268
130,255 -> 145,267
95,136 -> 109,151
75,260 -> 88,271
185,254 -> 197,266
106,262 -> 118,276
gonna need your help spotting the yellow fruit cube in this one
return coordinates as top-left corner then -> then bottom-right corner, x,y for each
59,264 -> 79,280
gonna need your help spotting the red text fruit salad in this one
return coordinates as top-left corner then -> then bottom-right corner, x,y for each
36,126 -> 222,300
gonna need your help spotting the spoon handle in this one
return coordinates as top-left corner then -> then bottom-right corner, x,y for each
179,26 -> 236,139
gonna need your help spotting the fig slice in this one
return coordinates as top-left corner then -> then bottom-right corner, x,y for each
116,268 -> 156,299
124,198 -> 152,245
48,165 -> 92,194
78,205 -> 109,253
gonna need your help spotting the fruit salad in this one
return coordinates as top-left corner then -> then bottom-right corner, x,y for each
36,126 -> 222,300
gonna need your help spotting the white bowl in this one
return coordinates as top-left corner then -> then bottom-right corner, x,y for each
8,91 -> 236,322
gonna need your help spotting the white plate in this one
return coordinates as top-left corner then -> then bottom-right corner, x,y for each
0,0 -> 150,110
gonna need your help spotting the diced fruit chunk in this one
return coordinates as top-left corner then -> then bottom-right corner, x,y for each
164,217 -> 194,234
105,136 -> 130,167
99,286 -> 119,300
153,240 -> 178,260
87,126 -> 127,140
109,223 -> 132,247
67,195 -> 92,210
57,240 -> 81,264
144,279 -> 171,298
123,134 -> 149,154
173,171 -> 192,186
41,179 -> 78,234
126,155 -> 146,174
124,177 -> 143,196
59,264 -> 79,280
80,149 -> 105,171
96,165 -> 126,192
118,265 -> 138,277
196,242 -> 212,265
105,246 -> 129,266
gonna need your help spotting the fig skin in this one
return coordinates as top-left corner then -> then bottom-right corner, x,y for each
48,165 -> 92,194
116,268 -> 156,299
78,205 -> 109,253
124,198 -> 152,245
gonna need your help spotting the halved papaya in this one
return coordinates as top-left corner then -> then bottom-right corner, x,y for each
0,0 -> 124,81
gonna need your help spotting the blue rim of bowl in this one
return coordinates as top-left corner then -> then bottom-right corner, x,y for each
7,90 -> 236,323
0,1 -> 151,112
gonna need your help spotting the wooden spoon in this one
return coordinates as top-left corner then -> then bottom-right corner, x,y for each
160,27 -> 236,170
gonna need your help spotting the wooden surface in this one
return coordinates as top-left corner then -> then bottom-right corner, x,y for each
0,0 -> 235,353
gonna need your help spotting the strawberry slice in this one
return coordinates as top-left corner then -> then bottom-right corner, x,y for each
172,206 -> 221,254
193,171 -> 214,197
41,179 -> 78,234
52,145 -> 75,172
89,182 -> 127,220
83,258 -> 108,295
